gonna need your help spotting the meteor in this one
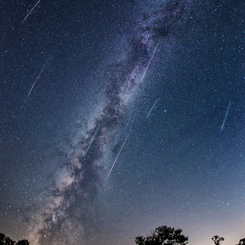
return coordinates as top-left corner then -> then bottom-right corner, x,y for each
146,97 -> 160,118
220,101 -> 231,132
106,129 -> 131,180
26,57 -> 50,98
22,0 -> 41,23
84,125 -> 100,157
139,41 -> 159,84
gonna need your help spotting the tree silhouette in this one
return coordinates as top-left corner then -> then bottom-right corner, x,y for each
212,235 -> 224,245
16,240 -> 29,245
0,234 -> 15,245
135,225 -> 188,245
0,234 -> 29,245
236,238 -> 245,245
0,233 -> 5,245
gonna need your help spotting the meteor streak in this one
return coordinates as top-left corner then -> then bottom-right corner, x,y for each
139,41 -> 159,84
106,130 -> 131,180
22,0 -> 41,23
220,101 -> 231,132
84,125 -> 100,157
26,57 -> 50,98
146,97 -> 160,118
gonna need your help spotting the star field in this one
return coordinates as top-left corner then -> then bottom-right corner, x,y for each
1,1 -> 245,245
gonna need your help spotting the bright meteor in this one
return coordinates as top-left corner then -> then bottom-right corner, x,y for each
146,97 -> 160,119
26,57 -> 50,98
22,0 -> 41,23
106,130 -> 131,180
220,101 -> 231,132
139,41 -> 160,84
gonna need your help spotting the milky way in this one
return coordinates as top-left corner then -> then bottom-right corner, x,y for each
27,1 -> 198,244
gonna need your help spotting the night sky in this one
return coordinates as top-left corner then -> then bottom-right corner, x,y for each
1,0 -> 245,245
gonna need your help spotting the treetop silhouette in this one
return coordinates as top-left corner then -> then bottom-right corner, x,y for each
236,238 -> 245,245
0,233 -> 29,245
135,225 -> 188,245
212,235 -> 224,245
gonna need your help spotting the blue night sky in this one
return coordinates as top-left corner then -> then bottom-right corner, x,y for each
0,0 -> 245,245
